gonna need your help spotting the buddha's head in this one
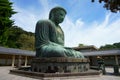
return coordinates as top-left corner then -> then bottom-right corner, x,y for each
49,7 -> 67,24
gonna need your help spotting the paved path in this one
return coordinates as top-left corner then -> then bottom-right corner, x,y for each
0,67 -> 120,80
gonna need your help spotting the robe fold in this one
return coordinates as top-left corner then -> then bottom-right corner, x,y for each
35,20 -> 84,58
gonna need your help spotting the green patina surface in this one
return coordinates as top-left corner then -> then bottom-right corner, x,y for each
35,7 -> 84,58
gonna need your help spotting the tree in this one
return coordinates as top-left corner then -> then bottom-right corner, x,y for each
91,0 -> 120,13
99,42 -> 120,50
0,0 -> 35,50
113,42 -> 120,48
6,26 -> 24,48
5,26 -> 35,50
17,34 -> 35,51
78,44 -> 85,47
100,44 -> 117,50
0,0 -> 16,46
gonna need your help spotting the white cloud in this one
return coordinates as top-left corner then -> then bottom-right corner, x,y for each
11,5 -> 40,32
61,13 -> 120,48
11,0 -> 120,48
11,0 -> 57,32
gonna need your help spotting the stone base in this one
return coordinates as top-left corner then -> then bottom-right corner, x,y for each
10,58 -> 101,79
31,57 -> 90,73
10,68 -> 101,79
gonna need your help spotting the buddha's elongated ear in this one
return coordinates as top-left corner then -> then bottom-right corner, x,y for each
49,12 -> 54,20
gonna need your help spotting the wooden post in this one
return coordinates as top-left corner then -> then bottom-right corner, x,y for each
115,55 -> 119,65
24,56 -> 28,67
12,55 -> 15,67
5,58 -> 8,65
18,55 -> 22,68
114,55 -> 119,74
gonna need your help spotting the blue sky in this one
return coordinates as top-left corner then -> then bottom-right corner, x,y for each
10,0 -> 120,48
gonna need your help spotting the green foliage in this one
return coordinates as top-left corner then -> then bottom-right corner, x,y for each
17,33 -> 35,51
5,26 -> 35,51
91,0 -> 120,13
0,0 -> 35,51
5,26 -> 24,48
100,42 -> 120,50
113,42 -> 120,48
0,0 -> 16,46
78,44 -> 85,47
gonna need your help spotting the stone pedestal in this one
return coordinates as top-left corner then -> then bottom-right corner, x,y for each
31,57 -> 90,73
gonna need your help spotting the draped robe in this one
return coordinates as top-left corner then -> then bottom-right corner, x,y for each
35,20 -> 84,58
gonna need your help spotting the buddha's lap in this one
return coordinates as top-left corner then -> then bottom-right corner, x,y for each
40,45 -> 84,58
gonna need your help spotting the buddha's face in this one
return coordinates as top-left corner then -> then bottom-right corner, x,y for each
51,10 -> 66,24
